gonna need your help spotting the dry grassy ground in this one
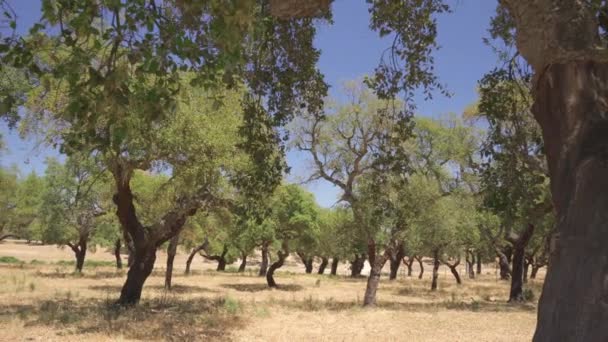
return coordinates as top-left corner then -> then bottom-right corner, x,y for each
0,240 -> 542,341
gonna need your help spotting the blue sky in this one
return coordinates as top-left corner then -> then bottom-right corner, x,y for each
1,0 -> 499,207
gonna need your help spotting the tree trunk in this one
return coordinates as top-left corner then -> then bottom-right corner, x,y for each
350,254 -> 365,277
416,255 -> 424,279
330,257 -> 339,275
496,249 -> 511,280
388,244 -> 405,280
74,242 -> 87,273
317,257 -> 328,274
184,242 -> 207,275
403,256 -> 414,277
441,256 -> 462,285
508,224 -> 535,302
259,242 -> 269,276
466,250 -> 475,279
118,245 -> 156,305
69,238 -> 88,273
165,235 -> 179,290
431,249 -> 440,291
523,257 -> 531,283
363,244 -> 388,306
217,258 -> 226,271
297,252 -> 314,273
530,264 -> 541,279
267,250 -> 288,288
0,234 -> 18,242
114,239 -> 123,269
476,251 -> 482,275
238,253 -> 247,273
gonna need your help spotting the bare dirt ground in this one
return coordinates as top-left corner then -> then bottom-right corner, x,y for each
0,240 -> 542,341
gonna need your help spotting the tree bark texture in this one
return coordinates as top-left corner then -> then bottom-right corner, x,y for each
388,244 -> 405,280
238,253 -> 247,273
416,255 -> 424,279
363,243 -> 388,306
267,250 -> 288,288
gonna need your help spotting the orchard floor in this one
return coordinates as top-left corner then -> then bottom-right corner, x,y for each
0,240 -> 543,341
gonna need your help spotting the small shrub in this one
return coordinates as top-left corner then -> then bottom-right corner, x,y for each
254,306 -> 270,318
221,296 -> 241,314
315,279 -> 321,287
0,256 -> 21,263
30,259 -> 46,265
523,288 -> 535,302
29,282 -> 36,292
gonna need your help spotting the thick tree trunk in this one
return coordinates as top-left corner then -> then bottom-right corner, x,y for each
330,257 -> 339,275
416,255 -> 424,279
388,245 -> 405,280
350,254 -> 365,277
508,224 -> 535,302
297,252 -> 314,273
216,258 -> 226,271
165,235 -> 179,290
118,245 -> 156,305
363,244 -> 388,306
496,249 -> 511,280
114,239 -> 123,269
267,250 -> 288,288
431,249 -> 440,291
476,252 -> 482,275
317,257 -> 328,274
259,242 -> 269,277
238,253 -> 247,273
523,257 -> 531,283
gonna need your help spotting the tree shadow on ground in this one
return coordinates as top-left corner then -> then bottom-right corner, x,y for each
0,296 -> 241,341
89,284 -> 219,294
221,283 -> 303,292
272,297 -> 536,313
35,270 -> 126,279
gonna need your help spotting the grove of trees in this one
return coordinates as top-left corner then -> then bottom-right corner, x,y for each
1,1 -> 606,340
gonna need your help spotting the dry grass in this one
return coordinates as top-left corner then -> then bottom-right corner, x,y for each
0,240 -> 542,341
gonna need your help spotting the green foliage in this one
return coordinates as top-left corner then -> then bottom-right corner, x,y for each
0,256 -> 21,263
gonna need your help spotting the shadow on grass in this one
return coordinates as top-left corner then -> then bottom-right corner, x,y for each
0,296 -> 241,341
89,284 -> 219,294
221,283 -> 303,292
272,296 -> 536,313
35,270 -> 126,280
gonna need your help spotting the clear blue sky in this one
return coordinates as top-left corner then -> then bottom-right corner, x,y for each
1,0 -> 499,207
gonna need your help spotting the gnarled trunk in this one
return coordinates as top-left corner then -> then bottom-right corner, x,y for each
267,249 -> 288,288
185,241 -> 208,275
476,251 -> 482,275
114,239 -> 123,269
530,264 -> 542,279
165,235 -> 179,290
330,257 -> 339,275
431,249 -> 440,291
317,257 -> 328,274
416,255 -> 424,279
118,245 -> 156,305
363,243 -> 388,306
442,256 -> 462,285
259,242 -> 269,276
